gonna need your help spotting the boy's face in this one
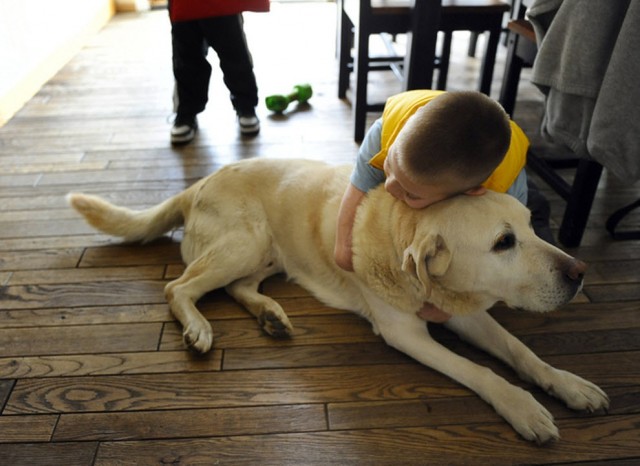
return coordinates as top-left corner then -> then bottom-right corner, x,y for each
383,147 -> 482,209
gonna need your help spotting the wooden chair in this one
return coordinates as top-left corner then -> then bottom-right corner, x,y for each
337,0 -> 510,141
435,0 -> 510,93
498,3 -> 604,248
337,0 -> 442,141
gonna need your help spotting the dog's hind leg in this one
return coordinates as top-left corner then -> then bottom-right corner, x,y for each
165,245 -> 274,353
226,262 -> 293,338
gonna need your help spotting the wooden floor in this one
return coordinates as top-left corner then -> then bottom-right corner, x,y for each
1,3 -> 639,465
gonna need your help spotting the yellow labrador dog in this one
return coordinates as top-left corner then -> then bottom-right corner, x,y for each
68,158 -> 608,443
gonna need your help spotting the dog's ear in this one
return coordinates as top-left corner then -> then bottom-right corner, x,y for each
402,233 -> 452,294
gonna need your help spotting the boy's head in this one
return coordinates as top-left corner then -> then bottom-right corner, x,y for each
384,91 -> 511,209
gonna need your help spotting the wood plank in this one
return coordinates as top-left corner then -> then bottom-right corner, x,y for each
0,415 -> 58,443
428,318 -> 640,385
0,350 -> 221,379
37,166 -> 211,187
0,218 -> 106,239
4,364 -> 468,414
572,243 -> 640,262
0,181 -> 192,206
584,259 -> 640,285
0,442 -> 98,466
0,248 -> 83,272
328,397 -> 500,431
0,379 -> 14,408
328,385 -> 640,431
53,404 -> 326,441
517,328 -> 640,356
0,304 -> 170,328
0,234 -> 114,252
2,160 -> 107,175
0,272 -> 11,286
489,301 -> 640,335
0,323 -> 163,358
79,240 -> 182,267
429,324 -> 640,369
1,280 -> 168,310
160,314 -> 380,350
0,207 -> 85,222
585,285 -> 640,303
0,173 -> 40,187
223,342 -> 410,370
560,460 -> 640,466
93,416 -> 640,466
541,351 -> 640,387
8,265 -> 165,286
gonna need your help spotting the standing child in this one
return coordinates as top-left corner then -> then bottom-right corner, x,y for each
167,0 -> 269,144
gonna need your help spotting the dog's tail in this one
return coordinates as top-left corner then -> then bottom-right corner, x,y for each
67,192 -> 185,243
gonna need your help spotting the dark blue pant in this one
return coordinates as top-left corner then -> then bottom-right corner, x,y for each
171,14 -> 259,117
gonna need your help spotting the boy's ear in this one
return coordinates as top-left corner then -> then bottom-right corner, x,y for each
464,186 -> 487,196
401,233 -> 451,296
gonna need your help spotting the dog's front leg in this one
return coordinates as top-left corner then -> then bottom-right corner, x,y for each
445,312 -> 609,413
374,309 -> 560,443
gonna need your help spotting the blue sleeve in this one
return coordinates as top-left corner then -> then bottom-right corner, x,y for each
506,169 -> 528,206
350,118 -> 386,192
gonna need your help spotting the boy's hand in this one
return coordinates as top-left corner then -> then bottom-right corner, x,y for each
416,302 -> 451,323
334,242 -> 354,271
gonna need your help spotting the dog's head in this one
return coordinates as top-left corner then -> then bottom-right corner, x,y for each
399,190 -> 586,315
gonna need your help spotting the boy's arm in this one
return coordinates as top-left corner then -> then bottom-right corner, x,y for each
335,118 -> 384,271
334,183 -> 366,272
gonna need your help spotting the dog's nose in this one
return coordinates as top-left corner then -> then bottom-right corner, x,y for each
565,258 -> 588,282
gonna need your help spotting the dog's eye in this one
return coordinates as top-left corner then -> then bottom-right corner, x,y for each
493,233 -> 516,252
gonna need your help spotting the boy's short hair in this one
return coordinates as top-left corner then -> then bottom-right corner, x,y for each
393,91 -> 512,188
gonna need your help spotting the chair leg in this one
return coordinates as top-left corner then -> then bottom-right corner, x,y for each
437,32 -> 452,90
468,31 -> 480,57
499,32 -> 525,115
338,9 -> 353,99
558,159 -> 603,247
403,0 -> 440,90
478,27 -> 501,95
353,27 -> 370,141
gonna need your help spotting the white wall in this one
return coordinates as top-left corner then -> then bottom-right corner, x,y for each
0,0 -> 114,125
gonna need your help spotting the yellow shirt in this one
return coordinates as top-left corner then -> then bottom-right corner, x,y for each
369,90 -> 529,193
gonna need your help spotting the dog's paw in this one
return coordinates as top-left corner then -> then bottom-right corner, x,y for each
259,310 -> 293,338
545,369 -> 610,412
183,318 -> 214,354
496,386 -> 559,444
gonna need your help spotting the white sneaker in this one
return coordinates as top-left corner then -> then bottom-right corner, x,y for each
238,111 -> 260,135
171,114 -> 198,145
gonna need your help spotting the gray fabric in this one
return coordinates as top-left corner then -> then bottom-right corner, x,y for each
528,0 -> 640,184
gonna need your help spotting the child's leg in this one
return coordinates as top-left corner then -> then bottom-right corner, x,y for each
171,20 -> 211,116
200,14 -> 259,114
